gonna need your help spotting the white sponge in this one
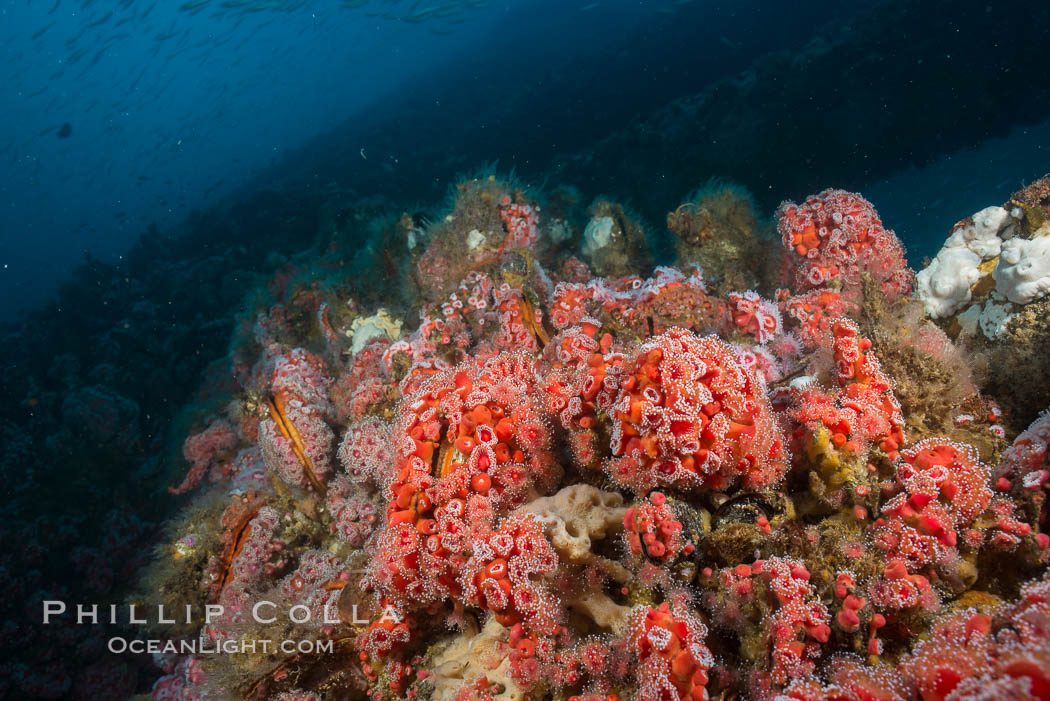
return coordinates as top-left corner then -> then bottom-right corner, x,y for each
993,235 -> 1050,304
917,247 -> 983,318
943,206 -> 1008,258
917,206 -> 1014,318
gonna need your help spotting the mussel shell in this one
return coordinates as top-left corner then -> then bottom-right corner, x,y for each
712,492 -> 773,529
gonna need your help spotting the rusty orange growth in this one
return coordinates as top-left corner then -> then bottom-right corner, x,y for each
518,295 -> 550,347
496,291 -> 550,349
213,492 -> 264,600
464,253 -> 502,275
436,440 -> 459,480
267,393 -> 327,496
317,302 -> 340,353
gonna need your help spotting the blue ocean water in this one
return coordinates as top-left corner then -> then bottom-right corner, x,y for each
1,1 -> 1049,699
2,0 -> 512,316
4,0 -> 1003,320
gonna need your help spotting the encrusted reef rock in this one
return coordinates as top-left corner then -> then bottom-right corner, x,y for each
580,198 -> 652,277
1006,173 -> 1050,237
667,180 -> 769,292
138,175 -> 1050,701
415,177 -> 545,303
976,294 -> 1050,429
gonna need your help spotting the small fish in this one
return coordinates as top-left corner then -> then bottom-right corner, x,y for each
140,1 -> 159,20
87,11 -> 113,28
56,122 -> 72,138
67,47 -> 90,64
399,3 -> 458,22
32,22 -> 55,40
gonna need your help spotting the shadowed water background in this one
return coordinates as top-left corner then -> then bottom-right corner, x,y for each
3,0 -> 1047,321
